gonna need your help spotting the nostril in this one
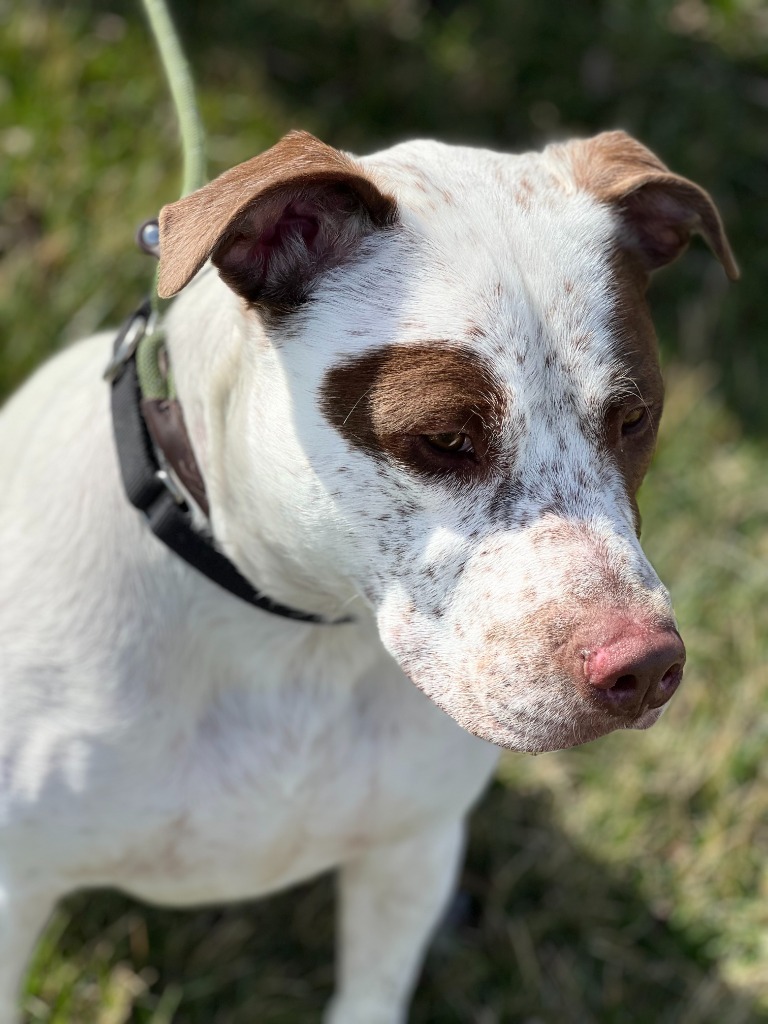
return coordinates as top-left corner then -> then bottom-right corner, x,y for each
648,661 -> 684,707
600,672 -> 644,710
609,674 -> 639,695
662,664 -> 682,686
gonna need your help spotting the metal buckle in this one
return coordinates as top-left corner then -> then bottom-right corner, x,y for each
103,306 -> 157,383
154,468 -> 186,506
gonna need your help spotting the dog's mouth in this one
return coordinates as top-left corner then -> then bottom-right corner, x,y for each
624,702 -> 667,733
402,668 -> 673,754
519,704 -> 668,753
461,701 -> 667,754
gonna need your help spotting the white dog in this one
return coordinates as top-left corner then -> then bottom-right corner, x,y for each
0,129 -> 736,1023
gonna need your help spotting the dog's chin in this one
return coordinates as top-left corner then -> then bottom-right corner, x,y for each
463,714 -> 625,754
626,704 -> 667,732
459,707 -> 666,754
407,673 -> 669,753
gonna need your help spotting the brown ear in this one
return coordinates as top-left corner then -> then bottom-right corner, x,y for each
157,130 -> 397,304
568,130 -> 739,281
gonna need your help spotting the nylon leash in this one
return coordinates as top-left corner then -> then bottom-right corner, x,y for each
130,0 -> 208,399
104,2 -> 351,624
139,0 -> 207,361
141,0 -> 207,202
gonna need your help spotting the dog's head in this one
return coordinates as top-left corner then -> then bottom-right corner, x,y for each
158,130 -> 736,752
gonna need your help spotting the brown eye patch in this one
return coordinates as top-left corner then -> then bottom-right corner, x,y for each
320,344 -> 509,481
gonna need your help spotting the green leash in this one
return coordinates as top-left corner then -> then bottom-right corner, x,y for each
141,0 -> 206,202
107,3 -> 351,624
137,0 -> 207,398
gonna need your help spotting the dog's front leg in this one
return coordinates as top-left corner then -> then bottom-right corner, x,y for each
325,819 -> 465,1024
0,885 -> 58,1023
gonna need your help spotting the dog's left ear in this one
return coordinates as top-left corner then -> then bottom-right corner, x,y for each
157,130 -> 397,304
568,130 -> 739,280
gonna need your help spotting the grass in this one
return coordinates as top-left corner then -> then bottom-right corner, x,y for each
3,4 -> 768,1023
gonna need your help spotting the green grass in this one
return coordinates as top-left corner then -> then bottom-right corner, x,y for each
4,3 -> 768,1022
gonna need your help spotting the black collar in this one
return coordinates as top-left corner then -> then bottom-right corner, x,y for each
106,301 -> 351,626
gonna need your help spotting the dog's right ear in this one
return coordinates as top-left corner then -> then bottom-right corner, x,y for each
158,131 -> 397,306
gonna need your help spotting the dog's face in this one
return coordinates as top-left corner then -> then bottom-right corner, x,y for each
158,131 -> 736,752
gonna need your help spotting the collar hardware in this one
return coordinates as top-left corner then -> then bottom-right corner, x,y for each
107,301 -> 351,626
103,304 -> 156,383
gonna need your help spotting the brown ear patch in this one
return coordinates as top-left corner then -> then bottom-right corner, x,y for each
158,130 -> 397,304
567,130 -> 739,280
321,344 -> 509,482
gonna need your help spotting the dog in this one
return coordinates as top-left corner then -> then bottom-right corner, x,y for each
0,128 -> 736,1023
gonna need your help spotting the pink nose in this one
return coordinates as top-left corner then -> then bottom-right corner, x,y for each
583,626 -> 685,716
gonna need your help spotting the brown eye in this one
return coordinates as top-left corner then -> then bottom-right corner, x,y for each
423,432 -> 474,455
622,407 -> 648,435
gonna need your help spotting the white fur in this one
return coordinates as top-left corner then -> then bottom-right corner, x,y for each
0,137 -> 679,1022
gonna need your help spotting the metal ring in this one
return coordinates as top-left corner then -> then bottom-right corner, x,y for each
103,312 -> 148,382
136,218 -> 160,258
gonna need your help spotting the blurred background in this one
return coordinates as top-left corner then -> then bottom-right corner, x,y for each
2,0 -> 767,1021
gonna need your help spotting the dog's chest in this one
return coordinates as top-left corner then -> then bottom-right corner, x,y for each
71,659 -> 496,906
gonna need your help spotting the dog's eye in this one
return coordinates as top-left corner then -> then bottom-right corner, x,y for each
621,407 -> 648,435
423,432 -> 474,455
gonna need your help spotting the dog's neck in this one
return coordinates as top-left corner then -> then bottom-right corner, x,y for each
162,270 -> 368,624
